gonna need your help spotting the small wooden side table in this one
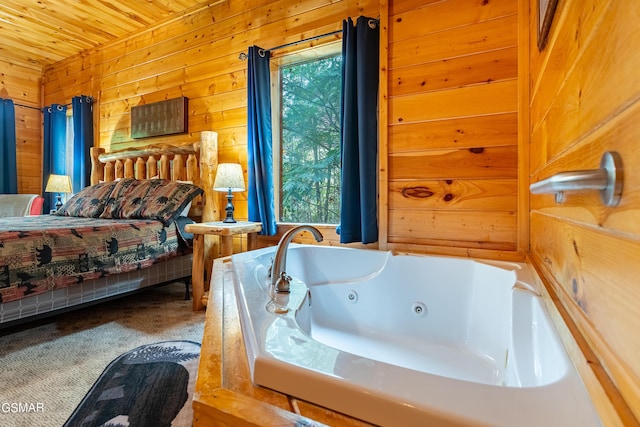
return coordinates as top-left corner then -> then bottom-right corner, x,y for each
185,221 -> 262,311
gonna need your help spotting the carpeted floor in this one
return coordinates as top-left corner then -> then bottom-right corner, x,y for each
0,282 -> 205,427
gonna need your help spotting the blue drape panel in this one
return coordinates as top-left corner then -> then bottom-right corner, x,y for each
0,98 -> 18,194
72,95 -> 94,192
247,45 -> 277,236
339,16 -> 380,244
42,104 -> 68,213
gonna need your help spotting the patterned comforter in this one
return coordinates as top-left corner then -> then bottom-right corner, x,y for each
0,215 -> 186,303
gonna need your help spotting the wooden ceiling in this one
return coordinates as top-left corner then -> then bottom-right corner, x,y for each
0,0 -> 218,70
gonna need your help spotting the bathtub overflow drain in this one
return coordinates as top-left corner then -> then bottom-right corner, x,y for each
347,290 -> 358,303
412,302 -> 427,317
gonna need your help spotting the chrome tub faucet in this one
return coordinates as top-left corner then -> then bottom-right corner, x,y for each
270,225 -> 323,294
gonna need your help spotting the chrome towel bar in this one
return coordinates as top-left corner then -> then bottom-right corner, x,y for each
530,151 -> 623,206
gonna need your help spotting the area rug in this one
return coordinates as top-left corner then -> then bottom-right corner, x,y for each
63,340 -> 200,427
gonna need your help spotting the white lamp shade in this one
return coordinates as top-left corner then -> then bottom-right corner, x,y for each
213,163 -> 245,192
45,174 -> 73,193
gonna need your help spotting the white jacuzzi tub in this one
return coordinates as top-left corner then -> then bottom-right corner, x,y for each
231,245 -> 600,426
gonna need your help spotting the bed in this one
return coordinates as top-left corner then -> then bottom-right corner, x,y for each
0,131 -> 219,329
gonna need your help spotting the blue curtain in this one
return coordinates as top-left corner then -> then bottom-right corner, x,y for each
0,98 -> 18,194
42,104 -> 68,213
339,16 -> 380,244
247,45 -> 277,236
72,95 -> 94,192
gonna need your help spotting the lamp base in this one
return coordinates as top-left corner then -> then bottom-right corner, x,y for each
55,194 -> 63,210
222,190 -> 236,223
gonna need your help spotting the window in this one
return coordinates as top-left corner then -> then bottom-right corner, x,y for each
272,43 -> 342,224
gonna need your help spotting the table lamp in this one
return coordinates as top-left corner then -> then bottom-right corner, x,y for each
213,163 -> 245,223
45,174 -> 72,210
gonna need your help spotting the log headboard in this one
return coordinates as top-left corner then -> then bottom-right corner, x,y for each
89,131 -> 219,223
89,143 -> 201,185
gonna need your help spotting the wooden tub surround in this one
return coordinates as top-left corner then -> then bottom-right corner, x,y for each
193,258 -> 373,427
194,252 -> 629,426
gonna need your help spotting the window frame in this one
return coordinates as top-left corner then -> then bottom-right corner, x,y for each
269,40 -> 343,224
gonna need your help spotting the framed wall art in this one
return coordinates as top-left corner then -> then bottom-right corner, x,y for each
131,96 -> 188,139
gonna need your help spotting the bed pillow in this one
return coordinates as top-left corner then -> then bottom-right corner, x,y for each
147,177 -> 191,215
99,178 -> 203,225
55,181 -> 119,218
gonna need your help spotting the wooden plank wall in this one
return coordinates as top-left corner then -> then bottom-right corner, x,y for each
385,0 -> 521,260
42,0 -> 379,226
40,0 -> 522,255
0,59 -> 42,195
529,0 -> 640,422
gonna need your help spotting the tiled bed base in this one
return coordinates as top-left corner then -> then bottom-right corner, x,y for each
0,254 -> 192,328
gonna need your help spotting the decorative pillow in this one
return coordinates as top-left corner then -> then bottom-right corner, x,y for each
55,181 -> 119,218
99,178 -> 203,225
147,177 -> 190,216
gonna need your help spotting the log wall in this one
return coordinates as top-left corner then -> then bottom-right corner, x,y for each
529,0 -> 640,422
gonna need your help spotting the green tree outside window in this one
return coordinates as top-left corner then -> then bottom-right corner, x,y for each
280,54 -> 342,224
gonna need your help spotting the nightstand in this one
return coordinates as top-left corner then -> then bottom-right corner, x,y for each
185,221 -> 262,310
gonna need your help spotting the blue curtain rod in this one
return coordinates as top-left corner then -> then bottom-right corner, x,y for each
14,96 -> 93,112
13,102 -> 42,111
239,29 -> 343,60
14,102 -> 71,112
